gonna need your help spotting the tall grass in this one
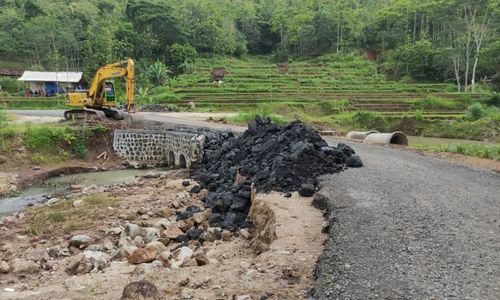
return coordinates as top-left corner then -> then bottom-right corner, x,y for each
228,104 -> 288,125
352,110 -> 387,131
413,143 -> 500,160
411,97 -> 461,110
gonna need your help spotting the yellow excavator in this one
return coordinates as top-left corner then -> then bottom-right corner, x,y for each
65,59 -> 135,120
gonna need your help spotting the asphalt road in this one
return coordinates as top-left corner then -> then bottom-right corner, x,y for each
8,110 -> 500,299
315,138 -> 500,299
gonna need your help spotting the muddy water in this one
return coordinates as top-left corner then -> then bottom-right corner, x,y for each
0,169 -> 157,217
407,136 -> 496,147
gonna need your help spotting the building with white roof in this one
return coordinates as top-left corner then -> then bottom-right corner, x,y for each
18,71 -> 83,95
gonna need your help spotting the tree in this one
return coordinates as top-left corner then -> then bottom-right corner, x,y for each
167,44 -> 197,75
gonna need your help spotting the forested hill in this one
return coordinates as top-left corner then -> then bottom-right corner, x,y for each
0,0 -> 498,88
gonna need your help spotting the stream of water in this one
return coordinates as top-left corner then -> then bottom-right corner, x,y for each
0,169 -> 157,217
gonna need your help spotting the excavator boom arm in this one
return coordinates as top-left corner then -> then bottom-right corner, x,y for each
88,59 -> 135,111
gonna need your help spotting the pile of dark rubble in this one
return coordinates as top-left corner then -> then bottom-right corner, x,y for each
139,103 -> 179,112
191,117 -> 362,231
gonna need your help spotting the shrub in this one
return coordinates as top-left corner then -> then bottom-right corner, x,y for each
25,126 -> 76,151
484,106 -> 500,122
484,93 -> 500,107
0,77 -> 23,94
167,44 -> 198,75
0,109 -> 7,128
352,111 -> 387,131
466,103 -> 485,121
414,109 -> 424,121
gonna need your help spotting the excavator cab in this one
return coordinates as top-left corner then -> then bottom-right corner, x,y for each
104,81 -> 116,102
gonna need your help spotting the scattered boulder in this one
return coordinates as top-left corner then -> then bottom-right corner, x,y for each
222,230 -> 232,241
128,248 -> 157,264
47,197 -> 60,205
178,219 -> 195,232
70,184 -> 84,191
176,206 -> 202,221
124,223 -> 141,239
158,251 -> 171,266
73,200 -> 84,207
121,280 -> 162,300
25,248 -> 50,263
158,206 -> 174,218
66,251 -> 110,274
186,228 -> 204,240
145,241 -> 167,254
119,246 -> 138,260
192,250 -> 209,266
171,247 -> 193,268
162,226 -> 184,240
142,227 -> 160,243
190,185 -> 201,194
346,155 -> 363,168
182,180 -> 191,187
193,210 -> 210,224
0,260 -> 11,273
69,234 -> 92,249
298,183 -> 315,197
133,236 -> 145,247
11,259 -> 40,274
239,228 -> 251,239
181,258 -> 197,267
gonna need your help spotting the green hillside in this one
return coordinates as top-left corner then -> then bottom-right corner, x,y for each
144,53 -> 497,141
167,54 -> 484,118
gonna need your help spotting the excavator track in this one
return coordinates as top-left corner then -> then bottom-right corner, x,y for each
64,108 -> 124,120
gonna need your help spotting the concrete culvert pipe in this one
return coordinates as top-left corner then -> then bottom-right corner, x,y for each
363,131 -> 408,146
346,130 -> 379,141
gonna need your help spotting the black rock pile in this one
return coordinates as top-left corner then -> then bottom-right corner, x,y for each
191,117 -> 362,231
139,103 -> 179,112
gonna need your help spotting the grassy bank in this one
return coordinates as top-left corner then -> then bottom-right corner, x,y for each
411,143 -> 500,160
224,101 -> 499,142
0,119 -> 107,166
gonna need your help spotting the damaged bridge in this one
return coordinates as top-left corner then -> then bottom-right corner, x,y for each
113,129 -> 205,168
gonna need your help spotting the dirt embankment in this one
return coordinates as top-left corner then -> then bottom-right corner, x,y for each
0,171 -> 326,299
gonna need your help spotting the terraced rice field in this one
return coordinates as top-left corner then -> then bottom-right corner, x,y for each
168,54 -> 485,119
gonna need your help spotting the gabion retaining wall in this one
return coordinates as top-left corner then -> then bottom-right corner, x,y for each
113,129 -> 204,168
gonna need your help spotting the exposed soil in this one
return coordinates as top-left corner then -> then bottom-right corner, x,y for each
0,171 -> 325,299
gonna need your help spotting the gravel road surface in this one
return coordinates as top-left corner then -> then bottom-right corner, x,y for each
315,138 -> 499,299
8,110 -> 500,299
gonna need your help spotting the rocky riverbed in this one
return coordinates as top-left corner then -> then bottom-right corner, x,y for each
0,169 -> 326,299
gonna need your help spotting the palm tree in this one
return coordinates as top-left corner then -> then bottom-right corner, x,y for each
145,61 -> 172,86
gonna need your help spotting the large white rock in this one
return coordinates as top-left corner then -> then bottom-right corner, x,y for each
171,247 -> 193,269
66,251 -> 111,274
